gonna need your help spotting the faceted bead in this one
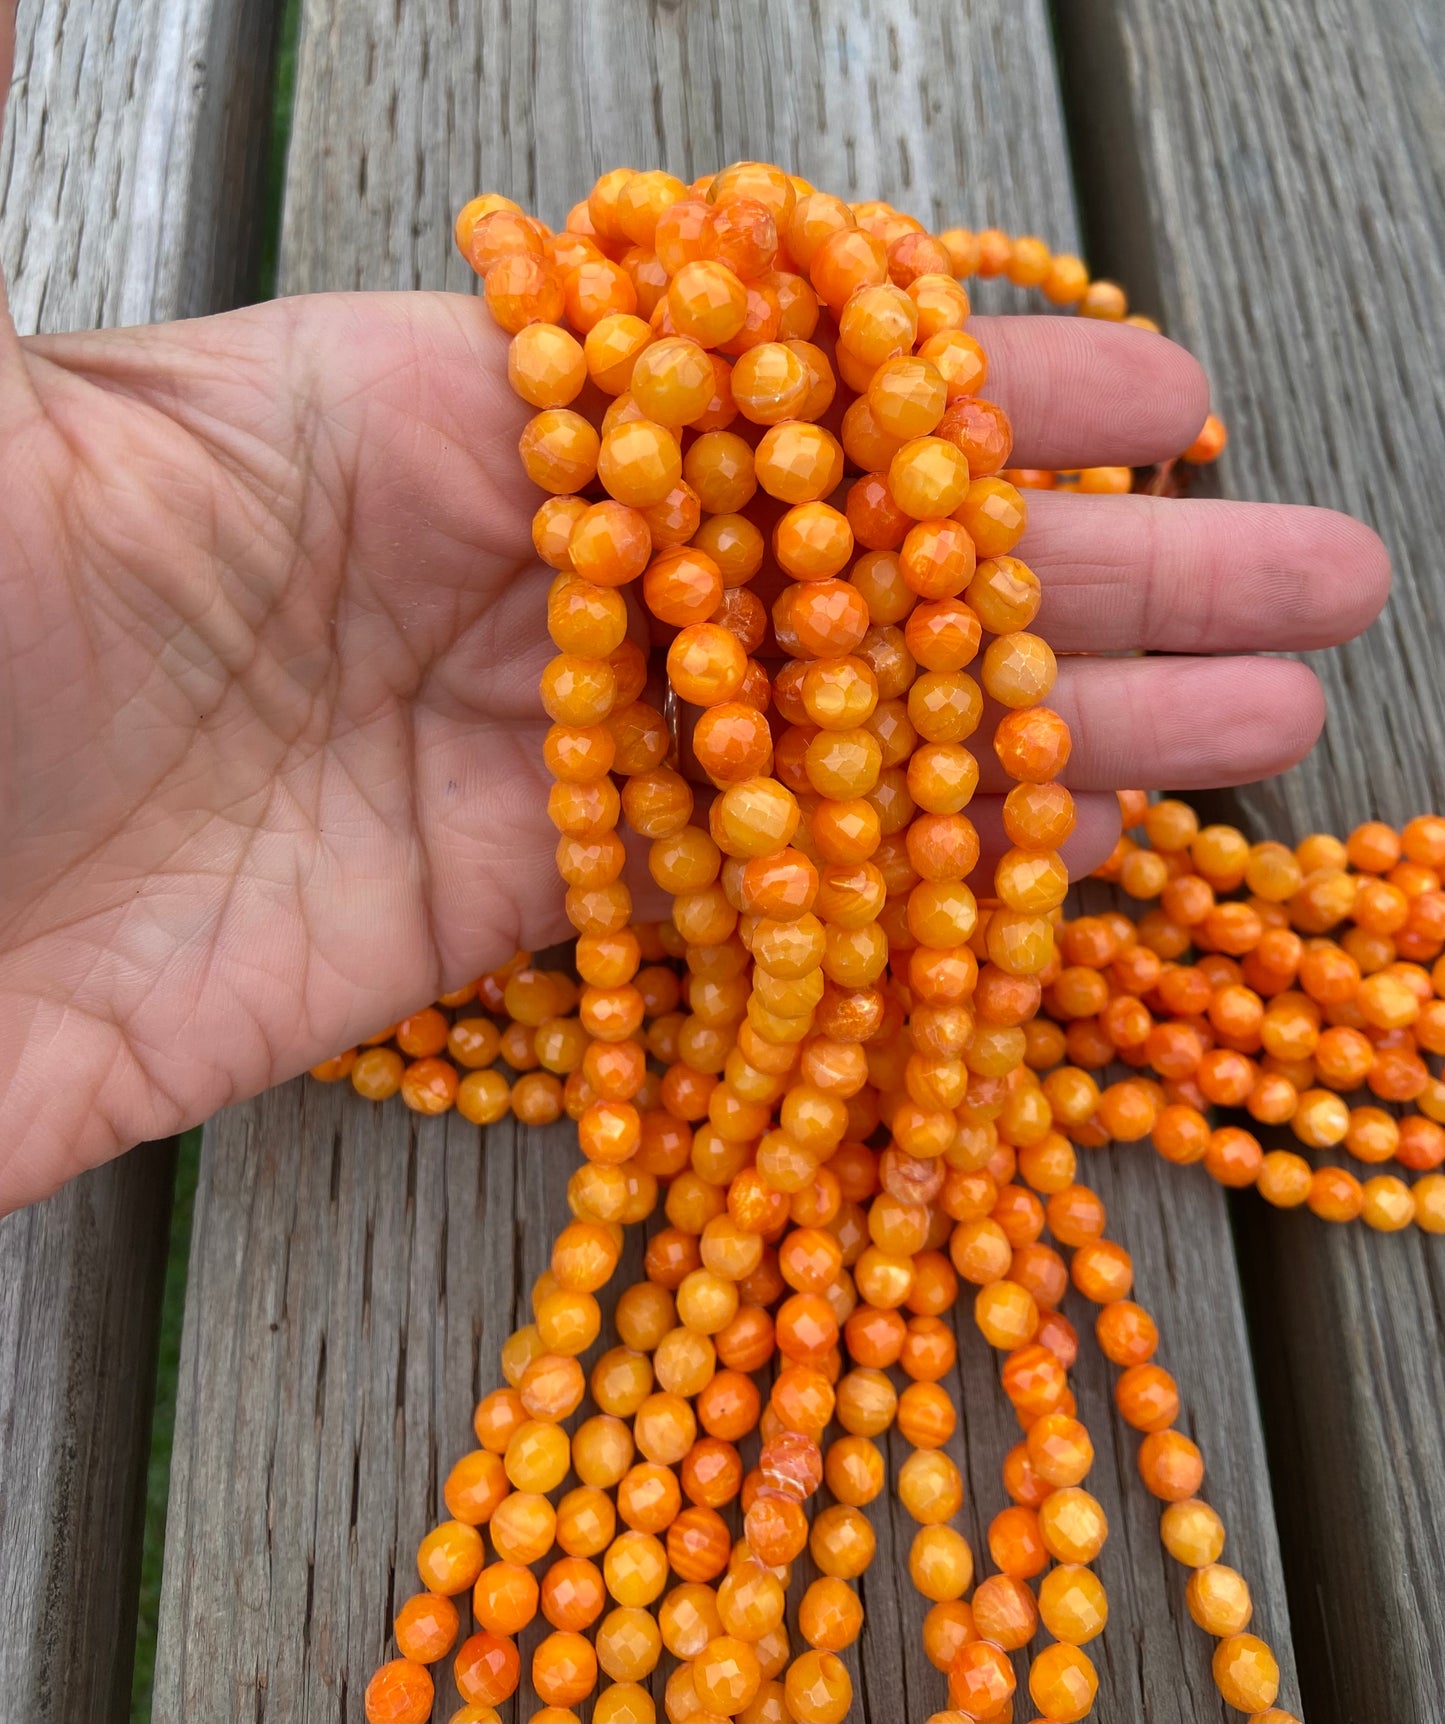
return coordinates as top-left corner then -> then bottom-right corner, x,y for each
968,556 -> 1042,632
489,1492 -> 557,1566
532,1629 -> 598,1707
510,322 -> 587,406
776,502 -> 855,582
732,342 -> 810,423
630,335 -> 716,426
784,1650 -> 853,1724
909,1524 -> 974,1601
939,395 -> 1014,476
520,409 -> 601,494
599,417 -> 683,507
1187,1562 -> 1253,1635
603,1531 -> 670,1607
994,708 -> 1072,784
555,1486 -> 616,1559
920,328 -> 988,399
810,1504 -> 877,1579
1026,1413 -> 1095,1486
1138,1428 -> 1206,1501
970,1573 -> 1038,1650
798,1577 -> 864,1651
1038,1562 -> 1109,1644
983,631 -> 1058,707
898,1449 -> 965,1524
1039,1486 -> 1108,1562
417,1521 -> 485,1595
824,1435 -> 885,1506
394,1592 -> 460,1665
1004,781 -> 1077,851
717,1562 -> 787,1640
667,260 -> 750,346
454,1631 -> 521,1707
755,422 -> 845,505
947,1639 -> 1015,1716
1212,1634 -> 1281,1713
593,1681 -> 655,1722
889,436 -> 971,519
868,355 -> 947,438
564,258 -> 638,331
364,1658 -> 434,1724
810,227 -> 888,312
584,311 -> 655,393
988,1504 -> 1048,1578
695,1635 -> 763,1714
1028,1642 -> 1099,1723
923,1599 -> 977,1673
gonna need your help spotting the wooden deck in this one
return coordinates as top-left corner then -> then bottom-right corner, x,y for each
1,2 -> 1442,1720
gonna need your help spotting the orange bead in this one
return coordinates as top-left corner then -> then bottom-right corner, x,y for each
364,1658 -> 434,1724
988,1504 -> 1048,1579
938,395 -> 1013,477
1038,1562 -> 1109,1644
454,1631 -> 521,1707
889,436 -> 971,519
947,1640 -> 1015,1717
971,1573 -> 1039,1650
394,1592 -> 460,1665
1089,1303 -> 1158,1372
417,1520 -> 485,1595
784,1650 -> 853,1724
1038,1486 -> 1108,1564
1212,1634 -> 1281,1713
1028,1642 -> 1099,1723
1138,1428 -> 1206,1502
1183,412 -> 1228,464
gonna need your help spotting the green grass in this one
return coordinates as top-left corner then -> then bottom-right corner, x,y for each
128,6 -> 303,1717
128,1128 -> 200,1724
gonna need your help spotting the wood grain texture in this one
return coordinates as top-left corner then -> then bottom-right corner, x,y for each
0,1138 -> 175,1722
0,0 -> 283,331
159,2 -> 1295,1718
1054,3 -> 1445,1719
0,0 -> 282,1716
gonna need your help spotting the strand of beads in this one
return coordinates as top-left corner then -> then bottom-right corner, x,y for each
1073,1211 -> 1291,1723
340,158 -> 1413,1723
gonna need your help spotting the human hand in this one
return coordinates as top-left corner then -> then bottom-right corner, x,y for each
0,194 -> 1388,1216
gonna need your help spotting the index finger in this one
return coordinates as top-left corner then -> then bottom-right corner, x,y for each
969,315 -> 1211,470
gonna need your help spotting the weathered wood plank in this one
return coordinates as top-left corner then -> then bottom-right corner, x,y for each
1054,3 -> 1445,1719
158,3 -> 1295,1718
0,0 -> 283,1717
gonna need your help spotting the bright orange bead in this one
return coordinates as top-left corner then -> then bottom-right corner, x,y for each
1183,412 -> 1229,463
784,1649 -> 853,1723
417,1520 -> 485,1595
1038,1562 -> 1109,1645
1212,1634 -> 1281,1713
394,1592 -> 460,1665
1028,1642 -> 1099,1723
454,1631 -> 521,1707
988,1504 -> 1048,1579
947,1639 -> 1015,1717
1138,1428 -> 1206,1502
889,436 -> 971,519
365,1658 -> 434,1724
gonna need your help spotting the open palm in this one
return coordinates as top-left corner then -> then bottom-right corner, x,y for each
0,292 -> 570,1205
0,255 -> 1389,1214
